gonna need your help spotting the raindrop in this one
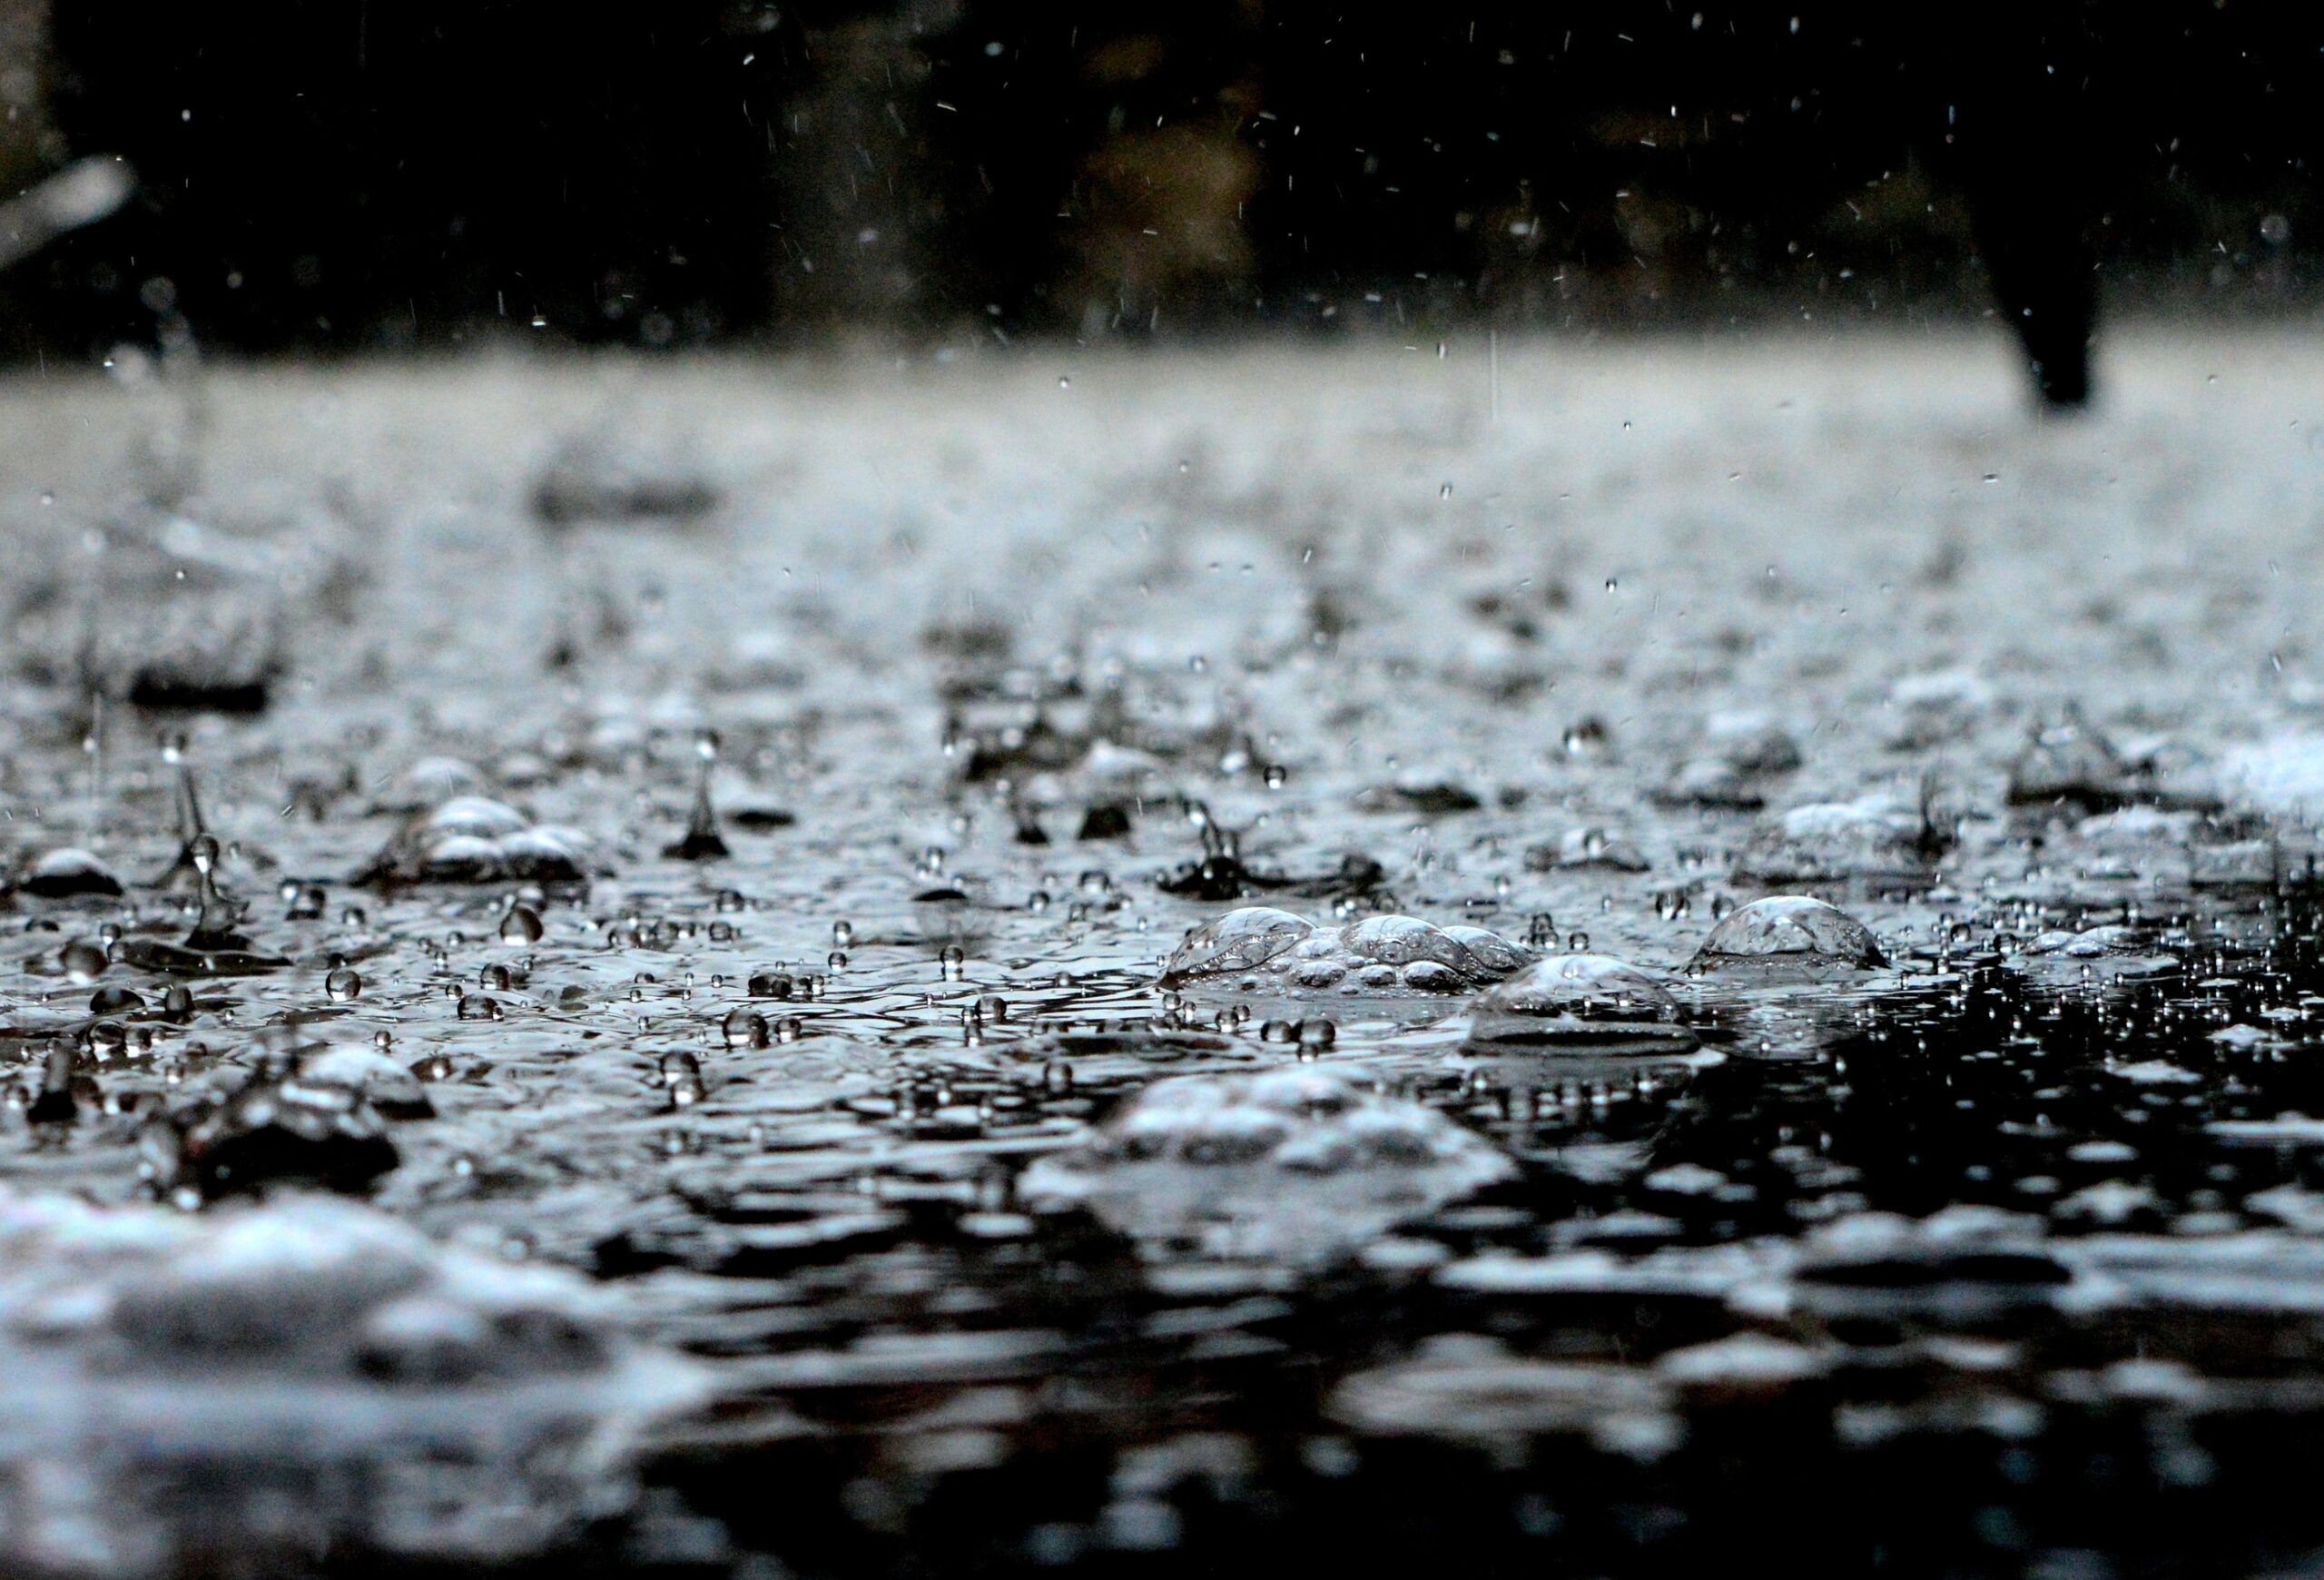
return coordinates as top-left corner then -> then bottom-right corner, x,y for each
723,1008 -> 771,1049
664,729 -> 730,860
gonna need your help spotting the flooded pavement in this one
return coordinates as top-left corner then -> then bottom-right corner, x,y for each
4,330 -> 2324,1574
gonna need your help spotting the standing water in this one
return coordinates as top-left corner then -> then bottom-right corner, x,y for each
0,336 -> 2322,1574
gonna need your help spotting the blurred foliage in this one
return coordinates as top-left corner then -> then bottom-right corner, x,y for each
0,0 -> 2316,356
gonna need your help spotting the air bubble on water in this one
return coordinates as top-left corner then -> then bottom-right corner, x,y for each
1018,1068 -> 1514,1261
1690,895 -> 1885,973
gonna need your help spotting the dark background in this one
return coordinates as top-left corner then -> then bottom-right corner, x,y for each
0,0 -> 2318,360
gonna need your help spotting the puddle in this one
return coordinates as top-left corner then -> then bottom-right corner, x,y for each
2,333 -> 2324,1574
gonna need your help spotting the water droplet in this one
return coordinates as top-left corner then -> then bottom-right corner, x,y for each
325,966 -> 363,1002
723,1008 -> 771,1049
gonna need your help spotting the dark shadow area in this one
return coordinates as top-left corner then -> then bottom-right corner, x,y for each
2,0 -> 2317,398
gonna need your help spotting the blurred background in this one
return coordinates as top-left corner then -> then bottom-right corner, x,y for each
0,0 -> 2316,361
